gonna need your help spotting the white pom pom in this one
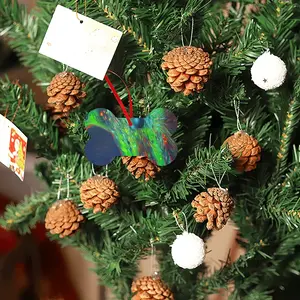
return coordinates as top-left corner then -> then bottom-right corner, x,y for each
171,231 -> 205,269
251,51 -> 287,90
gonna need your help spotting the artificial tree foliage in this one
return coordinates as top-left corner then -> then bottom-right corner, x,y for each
0,0 -> 300,299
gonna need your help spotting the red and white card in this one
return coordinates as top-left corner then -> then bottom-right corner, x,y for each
0,115 -> 27,181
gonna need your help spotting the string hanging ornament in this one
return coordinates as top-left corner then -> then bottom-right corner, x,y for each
84,70 -> 178,169
223,99 -> 262,172
49,1 -> 178,170
171,211 -> 205,269
161,16 -> 213,96
192,163 -> 234,230
45,175 -> 84,238
75,0 -> 87,23
80,164 -> 120,214
251,50 -> 287,90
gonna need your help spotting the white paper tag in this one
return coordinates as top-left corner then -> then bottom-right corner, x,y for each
0,115 -> 27,181
39,5 -> 122,80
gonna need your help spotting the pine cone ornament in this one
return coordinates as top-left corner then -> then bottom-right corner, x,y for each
46,72 -> 86,125
223,131 -> 261,172
122,156 -> 161,181
80,176 -> 120,213
45,200 -> 84,238
161,46 -> 213,96
192,188 -> 234,230
131,276 -> 174,300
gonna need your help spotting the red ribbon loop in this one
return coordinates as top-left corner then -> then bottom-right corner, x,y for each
104,70 -> 133,126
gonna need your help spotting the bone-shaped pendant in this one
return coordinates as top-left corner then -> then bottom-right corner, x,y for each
84,108 -> 178,166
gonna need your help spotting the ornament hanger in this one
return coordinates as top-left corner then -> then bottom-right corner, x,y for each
56,175 -> 71,200
210,163 -> 227,191
150,238 -> 158,277
104,70 -> 134,126
91,163 -> 96,176
74,1 -> 134,125
104,165 -> 108,177
66,174 -> 70,199
233,99 -> 243,132
173,211 -> 189,233
75,0 -> 87,23
180,14 -> 194,47
91,163 -> 109,177
56,176 -> 63,200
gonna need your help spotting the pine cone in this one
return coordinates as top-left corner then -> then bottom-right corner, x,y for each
45,200 -> 84,238
131,276 -> 174,300
46,72 -> 86,126
122,156 -> 161,181
223,131 -> 261,172
80,176 -> 120,213
161,46 -> 213,96
192,188 -> 234,230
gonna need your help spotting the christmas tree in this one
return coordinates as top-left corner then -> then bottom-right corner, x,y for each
1,0 -> 300,299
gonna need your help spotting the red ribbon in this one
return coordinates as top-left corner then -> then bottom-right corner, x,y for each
104,70 -> 133,126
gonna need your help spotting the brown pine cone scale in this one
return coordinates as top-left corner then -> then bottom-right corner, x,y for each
161,46 -> 212,96
122,156 -> 160,181
131,276 -> 174,300
45,200 -> 84,238
223,131 -> 261,172
80,176 -> 120,213
192,188 -> 234,230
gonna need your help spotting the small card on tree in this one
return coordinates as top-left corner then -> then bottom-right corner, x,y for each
0,115 -> 27,181
39,5 -> 122,80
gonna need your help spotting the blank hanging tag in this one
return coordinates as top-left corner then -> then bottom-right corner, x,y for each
39,5 -> 122,80
0,115 -> 27,181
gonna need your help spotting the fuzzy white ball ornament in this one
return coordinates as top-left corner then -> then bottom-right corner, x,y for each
251,51 -> 287,90
171,231 -> 205,269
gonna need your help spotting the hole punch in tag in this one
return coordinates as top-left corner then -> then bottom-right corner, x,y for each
0,115 -> 27,181
39,5 -> 122,80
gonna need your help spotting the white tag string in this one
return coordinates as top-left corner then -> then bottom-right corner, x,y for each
173,211 -> 189,232
210,163 -> 227,191
180,15 -> 195,47
233,99 -> 243,132
66,174 -> 70,199
57,176 -> 63,200
180,15 -> 185,47
91,163 -> 97,176
210,163 -> 222,190
189,17 -> 194,47
63,64 -> 69,72
75,0 -> 87,23
80,163 -> 83,180
150,238 -> 155,276
219,169 -> 227,187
